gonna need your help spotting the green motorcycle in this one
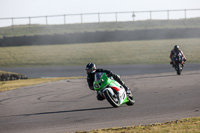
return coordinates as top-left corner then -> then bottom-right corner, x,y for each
93,72 -> 135,107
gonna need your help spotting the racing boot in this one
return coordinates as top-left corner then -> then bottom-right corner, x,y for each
182,61 -> 185,67
123,85 -> 131,95
170,61 -> 175,67
112,73 -> 131,95
96,92 -> 105,101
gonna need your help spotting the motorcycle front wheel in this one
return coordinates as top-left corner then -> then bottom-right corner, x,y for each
176,63 -> 182,75
104,89 -> 120,108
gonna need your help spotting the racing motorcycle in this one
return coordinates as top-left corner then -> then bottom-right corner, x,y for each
172,52 -> 184,75
93,72 -> 135,107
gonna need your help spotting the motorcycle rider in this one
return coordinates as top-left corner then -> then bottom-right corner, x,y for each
170,45 -> 186,67
85,63 -> 131,101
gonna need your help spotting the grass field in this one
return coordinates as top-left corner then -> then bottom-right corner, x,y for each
0,38 -> 200,67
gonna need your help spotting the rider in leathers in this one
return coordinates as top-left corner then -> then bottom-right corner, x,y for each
85,63 -> 131,101
170,45 -> 186,67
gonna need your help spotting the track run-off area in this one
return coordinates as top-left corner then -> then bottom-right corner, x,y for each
0,64 -> 200,133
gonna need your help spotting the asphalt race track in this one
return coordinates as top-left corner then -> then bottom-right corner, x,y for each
0,64 -> 200,133
1,64 -> 200,78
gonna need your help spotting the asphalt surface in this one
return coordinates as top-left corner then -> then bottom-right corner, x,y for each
1,64 -> 200,78
0,64 -> 200,133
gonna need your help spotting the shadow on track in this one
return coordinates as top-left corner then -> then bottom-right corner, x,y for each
5,106 -> 115,117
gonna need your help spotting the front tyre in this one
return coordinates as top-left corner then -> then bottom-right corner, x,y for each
104,89 -> 120,108
176,63 -> 182,75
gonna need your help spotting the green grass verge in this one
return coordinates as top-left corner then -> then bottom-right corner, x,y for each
0,38 -> 200,67
0,70 -> 21,75
75,117 -> 200,133
0,76 -> 85,92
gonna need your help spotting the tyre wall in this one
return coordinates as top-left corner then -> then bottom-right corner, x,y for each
0,73 -> 28,81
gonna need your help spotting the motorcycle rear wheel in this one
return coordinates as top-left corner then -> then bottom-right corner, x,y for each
126,93 -> 135,106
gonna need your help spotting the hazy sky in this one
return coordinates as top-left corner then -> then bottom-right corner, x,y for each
0,0 -> 199,27
0,0 -> 200,18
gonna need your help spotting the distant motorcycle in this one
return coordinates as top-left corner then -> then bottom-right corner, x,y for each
172,52 -> 184,75
93,72 -> 135,107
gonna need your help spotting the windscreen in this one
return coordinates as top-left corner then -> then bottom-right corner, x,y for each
178,52 -> 182,57
95,72 -> 104,82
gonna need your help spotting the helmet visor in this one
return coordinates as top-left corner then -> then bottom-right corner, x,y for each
86,69 -> 92,74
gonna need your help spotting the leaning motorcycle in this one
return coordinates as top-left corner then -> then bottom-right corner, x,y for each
93,72 -> 135,107
172,52 -> 184,75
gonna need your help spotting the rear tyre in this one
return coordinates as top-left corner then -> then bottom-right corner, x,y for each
104,89 -> 120,108
126,93 -> 135,106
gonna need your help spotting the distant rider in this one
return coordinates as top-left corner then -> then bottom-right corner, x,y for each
170,45 -> 186,67
85,63 -> 131,101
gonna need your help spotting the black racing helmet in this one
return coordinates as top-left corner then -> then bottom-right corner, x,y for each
174,45 -> 180,51
85,63 -> 96,74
